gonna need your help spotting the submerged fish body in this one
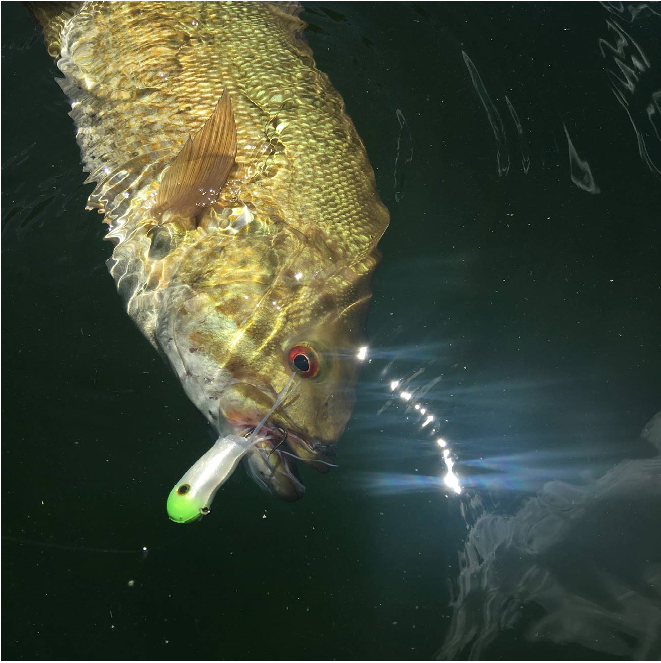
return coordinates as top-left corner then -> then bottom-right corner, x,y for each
32,2 -> 389,501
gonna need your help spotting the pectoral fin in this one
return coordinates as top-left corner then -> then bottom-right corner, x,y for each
157,90 -> 237,226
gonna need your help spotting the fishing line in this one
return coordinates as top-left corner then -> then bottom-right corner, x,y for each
247,371 -> 297,446
276,449 -> 339,468
2,536 -> 143,555
240,373 -> 338,467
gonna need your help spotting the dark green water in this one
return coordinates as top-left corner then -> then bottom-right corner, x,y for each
2,2 -> 660,660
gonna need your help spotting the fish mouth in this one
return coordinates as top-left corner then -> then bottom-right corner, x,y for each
229,420 -> 335,501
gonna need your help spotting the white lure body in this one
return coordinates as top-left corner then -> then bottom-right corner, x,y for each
167,434 -> 255,523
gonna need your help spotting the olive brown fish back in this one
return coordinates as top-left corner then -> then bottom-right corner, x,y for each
32,1 -> 389,265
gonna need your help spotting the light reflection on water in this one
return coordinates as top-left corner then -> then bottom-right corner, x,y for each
437,412 -> 661,660
349,349 -> 660,660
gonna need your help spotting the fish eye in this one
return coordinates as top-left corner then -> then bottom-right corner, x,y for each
293,353 -> 310,372
201,506 -> 210,515
177,484 -> 190,495
288,344 -> 319,378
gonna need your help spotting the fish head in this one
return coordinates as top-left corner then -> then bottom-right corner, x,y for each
157,229 -> 379,500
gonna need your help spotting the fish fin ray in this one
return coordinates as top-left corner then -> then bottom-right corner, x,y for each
157,90 -> 237,225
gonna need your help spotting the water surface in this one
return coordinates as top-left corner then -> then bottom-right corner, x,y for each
2,3 -> 660,660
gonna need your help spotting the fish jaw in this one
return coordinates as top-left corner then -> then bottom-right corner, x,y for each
243,441 -> 306,502
224,419 -> 333,501
284,430 -> 336,474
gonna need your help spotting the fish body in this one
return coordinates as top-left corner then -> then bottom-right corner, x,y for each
32,1 -> 389,501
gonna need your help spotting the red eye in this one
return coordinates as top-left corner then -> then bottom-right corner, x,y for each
288,344 -> 319,378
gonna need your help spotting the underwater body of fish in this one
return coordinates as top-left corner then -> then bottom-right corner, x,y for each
30,1 -> 389,518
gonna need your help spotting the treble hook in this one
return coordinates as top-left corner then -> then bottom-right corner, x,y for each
268,427 -> 288,457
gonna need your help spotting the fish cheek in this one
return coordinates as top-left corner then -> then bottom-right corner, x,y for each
229,380 -> 275,415
319,386 -> 357,439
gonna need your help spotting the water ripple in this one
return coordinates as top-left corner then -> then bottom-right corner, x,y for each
393,108 -> 413,202
505,95 -> 531,174
563,124 -> 600,194
598,16 -> 661,177
462,51 -> 510,177
436,412 -> 661,660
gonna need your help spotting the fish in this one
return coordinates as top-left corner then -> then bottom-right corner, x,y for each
29,1 -> 389,516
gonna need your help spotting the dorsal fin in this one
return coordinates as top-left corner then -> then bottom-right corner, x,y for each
157,90 -> 237,227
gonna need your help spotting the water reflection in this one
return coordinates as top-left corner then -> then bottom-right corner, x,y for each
598,7 -> 661,177
437,411 -> 661,660
384,370 -> 463,494
352,356 -> 659,658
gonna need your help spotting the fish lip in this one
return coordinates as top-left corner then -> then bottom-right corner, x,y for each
226,418 -> 335,471
228,418 -> 306,501
226,418 -> 297,455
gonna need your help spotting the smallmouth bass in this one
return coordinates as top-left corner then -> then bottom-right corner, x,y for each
31,1 -> 389,515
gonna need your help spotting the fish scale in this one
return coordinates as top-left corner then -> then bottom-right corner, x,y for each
31,1 -> 389,503
55,2 -> 387,258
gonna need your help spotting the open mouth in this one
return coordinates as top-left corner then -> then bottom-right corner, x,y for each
228,420 -> 336,501
231,419 -> 334,470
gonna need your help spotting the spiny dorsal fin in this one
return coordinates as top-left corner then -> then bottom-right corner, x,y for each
157,90 -> 237,227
